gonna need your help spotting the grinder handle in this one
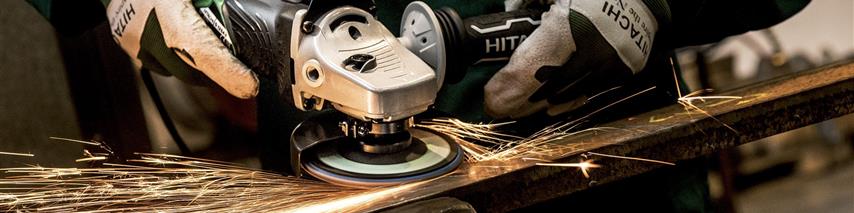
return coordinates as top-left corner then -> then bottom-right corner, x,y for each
199,0 -> 315,175
438,8 -> 542,83
220,0 -> 306,87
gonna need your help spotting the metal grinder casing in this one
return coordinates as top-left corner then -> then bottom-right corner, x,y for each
202,0 -> 456,185
289,7 -> 440,122
201,0 -> 541,187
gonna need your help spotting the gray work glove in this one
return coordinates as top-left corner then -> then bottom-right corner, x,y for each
106,0 -> 258,99
486,0 -> 667,118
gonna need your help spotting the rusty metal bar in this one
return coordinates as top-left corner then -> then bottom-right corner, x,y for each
370,61 -> 854,212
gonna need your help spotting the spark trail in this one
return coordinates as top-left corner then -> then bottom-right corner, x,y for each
1,64 -> 742,211
0,139 -> 383,213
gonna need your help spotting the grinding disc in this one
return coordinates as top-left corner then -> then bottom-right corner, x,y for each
302,128 -> 462,188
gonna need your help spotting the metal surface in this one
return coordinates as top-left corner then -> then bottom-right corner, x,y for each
290,6 -> 440,122
362,61 -> 854,212
380,197 -> 476,213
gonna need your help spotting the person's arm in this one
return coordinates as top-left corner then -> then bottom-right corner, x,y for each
485,0 -> 810,119
28,0 -> 258,99
669,0 -> 810,47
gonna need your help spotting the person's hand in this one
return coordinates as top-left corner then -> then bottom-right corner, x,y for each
485,0 -> 666,118
106,0 -> 258,99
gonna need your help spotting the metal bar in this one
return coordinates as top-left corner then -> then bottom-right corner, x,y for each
370,61 -> 854,212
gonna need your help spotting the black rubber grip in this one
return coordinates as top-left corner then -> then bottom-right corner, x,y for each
217,0 -> 313,175
463,9 -> 542,63
224,0 -> 306,90
435,8 -> 542,83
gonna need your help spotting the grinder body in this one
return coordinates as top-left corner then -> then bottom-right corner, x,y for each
200,0 -> 448,182
198,0 -> 543,187
398,2 -> 543,84
203,0 -> 438,122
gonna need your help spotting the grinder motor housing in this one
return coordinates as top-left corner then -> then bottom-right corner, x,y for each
202,0 -> 444,178
200,0 -> 542,183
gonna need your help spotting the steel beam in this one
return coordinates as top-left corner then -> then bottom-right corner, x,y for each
370,61 -> 854,212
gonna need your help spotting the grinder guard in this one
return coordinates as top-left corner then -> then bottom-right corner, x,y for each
289,110 -> 346,178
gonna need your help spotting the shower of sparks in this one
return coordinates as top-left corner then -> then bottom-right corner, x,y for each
0,59 -> 752,211
669,58 -> 742,133
417,118 -> 592,162
418,87 -> 657,163
0,139 -> 410,212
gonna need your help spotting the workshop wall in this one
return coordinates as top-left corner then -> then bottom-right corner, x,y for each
0,1 -> 82,168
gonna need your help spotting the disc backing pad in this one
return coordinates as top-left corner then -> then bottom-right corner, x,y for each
302,128 -> 462,188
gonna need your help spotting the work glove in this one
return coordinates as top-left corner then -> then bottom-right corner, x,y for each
485,0 -> 668,118
106,0 -> 258,99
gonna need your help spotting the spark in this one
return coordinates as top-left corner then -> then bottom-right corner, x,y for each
48,137 -> 100,146
535,159 -> 601,178
50,137 -> 115,155
74,156 -> 107,162
586,152 -> 675,166
0,152 -> 34,157
669,57 -> 742,133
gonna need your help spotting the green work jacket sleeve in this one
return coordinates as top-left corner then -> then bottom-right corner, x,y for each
26,0 -> 107,36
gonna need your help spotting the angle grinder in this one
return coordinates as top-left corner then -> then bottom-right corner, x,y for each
197,0 -> 541,188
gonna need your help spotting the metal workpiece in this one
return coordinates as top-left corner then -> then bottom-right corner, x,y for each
363,61 -> 854,212
290,6 -> 440,122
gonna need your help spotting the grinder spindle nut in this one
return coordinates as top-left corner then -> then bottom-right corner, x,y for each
343,54 -> 377,72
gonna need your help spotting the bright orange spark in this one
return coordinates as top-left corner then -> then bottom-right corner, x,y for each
535,160 -> 601,178
586,152 -> 675,166
74,156 -> 107,163
669,57 -> 742,133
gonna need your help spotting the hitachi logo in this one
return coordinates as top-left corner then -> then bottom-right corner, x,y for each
485,35 -> 528,54
602,0 -> 651,56
112,3 -> 135,37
